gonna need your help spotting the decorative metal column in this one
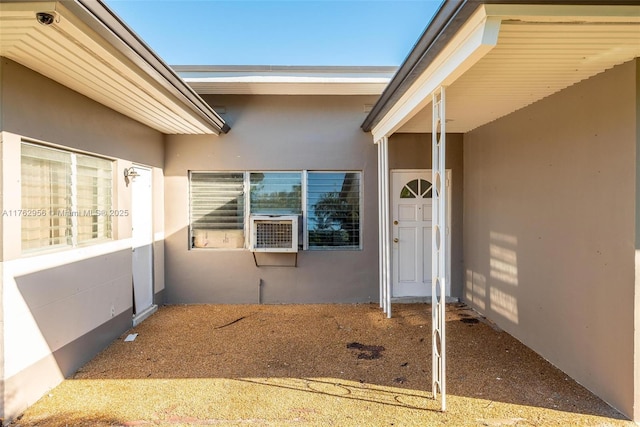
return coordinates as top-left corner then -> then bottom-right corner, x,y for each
431,87 -> 447,411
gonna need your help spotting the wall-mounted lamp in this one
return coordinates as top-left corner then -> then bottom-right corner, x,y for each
124,167 -> 140,183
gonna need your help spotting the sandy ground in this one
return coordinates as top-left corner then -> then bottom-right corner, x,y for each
9,303 -> 635,426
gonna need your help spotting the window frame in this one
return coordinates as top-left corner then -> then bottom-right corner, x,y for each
304,171 -> 362,251
20,141 -> 114,254
189,171 -> 247,250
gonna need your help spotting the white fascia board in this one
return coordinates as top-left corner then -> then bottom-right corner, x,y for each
483,4 -> 640,23
371,6 -> 501,142
183,76 -> 391,95
184,76 -> 391,84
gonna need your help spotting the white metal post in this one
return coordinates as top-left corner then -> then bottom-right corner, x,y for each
377,139 -> 384,309
376,137 -> 391,317
432,87 -> 447,411
382,137 -> 391,318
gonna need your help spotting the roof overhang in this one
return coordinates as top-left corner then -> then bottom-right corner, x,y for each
0,0 -> 229,135
363,1 -> 640,141
174,65 -> 397,95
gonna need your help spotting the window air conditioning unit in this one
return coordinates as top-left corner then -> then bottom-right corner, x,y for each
249,215 -> 299,253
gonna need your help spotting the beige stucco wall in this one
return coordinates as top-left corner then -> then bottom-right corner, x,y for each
164,94 -> 379,304
463,60 -> 637,418
0,58 -> 165,420
634,58 -> 640,423
389,133 -> 464,297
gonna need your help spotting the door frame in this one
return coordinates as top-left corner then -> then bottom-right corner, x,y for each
390,168 -> 452,298
130,164 -> 157,326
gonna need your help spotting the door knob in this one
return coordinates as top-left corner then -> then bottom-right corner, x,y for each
393,238 -> 399,243
393,220 -> 398,225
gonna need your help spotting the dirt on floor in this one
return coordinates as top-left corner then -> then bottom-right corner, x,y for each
9,303 -> 635,427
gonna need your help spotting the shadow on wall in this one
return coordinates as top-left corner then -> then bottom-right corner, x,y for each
6,247 -> 134,417
465,230 -> 520,325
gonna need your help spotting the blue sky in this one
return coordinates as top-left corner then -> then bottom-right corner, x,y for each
104,0 -> 442,66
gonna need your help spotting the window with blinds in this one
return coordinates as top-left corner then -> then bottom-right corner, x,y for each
21,143 -> 113,252
188,170 -> 361,250
76,154 -> 113,243
190,172 -> 245,248
307,172 -> 361,249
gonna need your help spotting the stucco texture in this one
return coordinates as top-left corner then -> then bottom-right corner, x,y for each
463,60 -> 638,418
163,95 -> 380,304
1,58 -> 166,420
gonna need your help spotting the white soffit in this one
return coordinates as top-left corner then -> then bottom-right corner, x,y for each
382,5 -> 640,136
372,6 -> 501,141
176,66 -> 396,95
0,2 -> 222,134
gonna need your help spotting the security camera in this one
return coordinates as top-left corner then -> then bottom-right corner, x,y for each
36,12 -> 56,26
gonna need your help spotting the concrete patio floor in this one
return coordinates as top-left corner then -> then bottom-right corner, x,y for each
9,303 -> 634,426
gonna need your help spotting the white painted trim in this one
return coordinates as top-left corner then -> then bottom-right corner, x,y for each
383,137 -> 391,318
484,4 -> 640,22
372,6 -> 501,141
376,137 -> 392,317
302,171 -> 309,251
184,76 -> 391,95
185,76 -> 390,84
132,304 -> 157,327
377,140 -> 383,309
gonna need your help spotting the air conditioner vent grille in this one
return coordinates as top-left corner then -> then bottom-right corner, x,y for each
249,215 -> 298,253
255,221 -> 293,249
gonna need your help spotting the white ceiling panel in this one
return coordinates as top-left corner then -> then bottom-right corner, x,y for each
399,17 -> 640,133
0,2 -> 225,134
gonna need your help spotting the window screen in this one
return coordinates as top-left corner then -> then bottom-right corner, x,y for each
189,171 -> 362,250
307,172 -> 361,249
21,143 -> 113,252
250,172 -> 302,215
76,154 -> 113,243
21,144 -> 73,250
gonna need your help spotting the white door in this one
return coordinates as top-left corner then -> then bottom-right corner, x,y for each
131,166 -> 154,323
392,171 -> 433,297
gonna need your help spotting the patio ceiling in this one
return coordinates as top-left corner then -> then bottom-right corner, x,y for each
365,3 -> 640,139
0,1 -> 228,135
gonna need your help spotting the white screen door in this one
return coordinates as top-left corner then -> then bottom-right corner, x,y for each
392,170 -> 433,297
131,166 -> 154,322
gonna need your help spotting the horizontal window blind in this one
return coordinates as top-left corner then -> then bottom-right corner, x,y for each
307,172 -> 361,249
76,154 -> 113,243
21,142 -> 114,253
190,172 -> 244,230
188,170 -> 361,250
21,144 -> 73,250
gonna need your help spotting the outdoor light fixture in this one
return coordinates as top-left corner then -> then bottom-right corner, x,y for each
124,167 -> 140,182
